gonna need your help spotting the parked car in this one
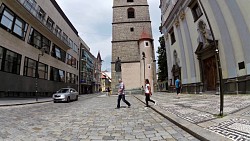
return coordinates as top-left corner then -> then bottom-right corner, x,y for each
52,88 -> 79,103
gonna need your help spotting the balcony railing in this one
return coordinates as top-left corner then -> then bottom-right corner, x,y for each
17,0 -> 70,48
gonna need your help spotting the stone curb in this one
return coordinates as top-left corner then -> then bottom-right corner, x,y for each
133,94 -> 231,141
0,100 -> 53,107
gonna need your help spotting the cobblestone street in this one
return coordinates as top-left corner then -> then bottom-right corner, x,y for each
0,94 -> 198,141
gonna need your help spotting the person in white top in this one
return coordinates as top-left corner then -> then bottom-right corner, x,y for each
145,79 -> 156,107
116,78 -> 131,109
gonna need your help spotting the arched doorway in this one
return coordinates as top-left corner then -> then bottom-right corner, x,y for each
195,20 -> 218,91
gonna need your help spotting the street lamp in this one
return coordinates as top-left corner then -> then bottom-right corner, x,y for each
35,46 -> 47,101
198,0 -> 224,116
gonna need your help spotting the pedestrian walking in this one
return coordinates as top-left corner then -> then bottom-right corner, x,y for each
116,78 -> 131,109
145,79 -> 156,108
107,87 -> 110,96
175,77 -> 181,95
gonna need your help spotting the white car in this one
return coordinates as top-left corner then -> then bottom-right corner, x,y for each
52,88 -> 79,103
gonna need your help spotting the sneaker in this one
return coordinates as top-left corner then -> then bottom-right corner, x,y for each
154,101 -> 157,106
144,107 -> 148,109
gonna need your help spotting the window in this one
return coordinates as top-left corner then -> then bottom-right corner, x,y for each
67,54 -> 77,68
0,46 -> 22,74
69,38 -> 73,48
23,0 -> 37,15
190,2 -> 203,22
238,62 -> 245,70
23,57 -> 36,77
28,27 -> 51,53
0,8 -> 14,30
145,42 -> 149,46
46,17 -> 54,31
169,28 -> 176,45
130,27 -> 134,32
127,8 -> 135,18
66,72 -> 77,84
37,6 -> 46,21
23,57 -> 48,79
62,32 -> 68,45
50,67 -> 65,82
55,26 -> 61,38
127,0 -> 134,2
59,70 -> 65,82
0,5 -> 28,40
66,72 -> 71,83
51,44 -> 66,62
13,17 -> 28,38
73,43 -> 78,53
0,47 -> 3,69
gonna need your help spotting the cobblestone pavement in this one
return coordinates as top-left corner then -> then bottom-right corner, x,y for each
135,92 -> 250,141
0,94 -> 198,141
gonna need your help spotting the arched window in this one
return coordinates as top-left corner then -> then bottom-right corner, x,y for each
127,8 -> 135,18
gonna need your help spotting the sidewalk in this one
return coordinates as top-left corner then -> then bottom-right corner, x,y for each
0,93 -> 104,107
0,97 -> 52,107
134,92 -> 250,141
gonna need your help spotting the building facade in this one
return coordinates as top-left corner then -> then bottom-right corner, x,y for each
0,0 -> 80,97
94,52 -> 102,92
112,0 -> 156,91
79,40 -> 95,94
101,71 -> 111,92
160,0 -> 250,94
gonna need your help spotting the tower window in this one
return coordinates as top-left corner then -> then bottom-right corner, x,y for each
127,8 -> 135,18
130,27 -> 134,32
145,42 -> 149,47
169,28 -> 176,45
127,0 -> 133,2
189,1 -> 203,22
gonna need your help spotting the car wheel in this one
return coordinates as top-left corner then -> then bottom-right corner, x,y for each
75,96 -> 78,101
67,97 -> 70,103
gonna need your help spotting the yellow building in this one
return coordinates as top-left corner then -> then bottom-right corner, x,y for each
160,0 -> 250,94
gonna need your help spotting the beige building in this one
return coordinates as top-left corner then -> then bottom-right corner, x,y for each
160,0 -> 250,94
112,0 -> 156,92
0,0 -> 79,97
101,71 -> 111,92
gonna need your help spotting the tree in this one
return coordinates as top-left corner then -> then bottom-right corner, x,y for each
157,36 -> 168,81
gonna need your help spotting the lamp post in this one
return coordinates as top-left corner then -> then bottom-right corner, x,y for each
35,47 -> 46,101
198,0 -> 224,116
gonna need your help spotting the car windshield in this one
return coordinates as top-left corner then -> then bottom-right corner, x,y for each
57,89 -> 69,93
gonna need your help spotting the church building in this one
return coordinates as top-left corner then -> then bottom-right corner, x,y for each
160,0 -> 250,94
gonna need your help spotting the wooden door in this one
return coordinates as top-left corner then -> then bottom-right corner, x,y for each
203,56 -> 217,91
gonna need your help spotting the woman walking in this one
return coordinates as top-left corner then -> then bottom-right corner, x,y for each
145,79 -> 156,108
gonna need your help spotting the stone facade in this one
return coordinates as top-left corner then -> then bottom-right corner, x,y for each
112,0 -> 156,91
160,0 -> 250,94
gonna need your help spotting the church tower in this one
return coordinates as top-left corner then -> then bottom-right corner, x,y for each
111,0 -> 156,91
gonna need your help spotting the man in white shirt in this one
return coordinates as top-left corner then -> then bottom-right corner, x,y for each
116,78 -> 131,109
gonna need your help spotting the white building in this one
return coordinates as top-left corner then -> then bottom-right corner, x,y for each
160,0 -> 250,94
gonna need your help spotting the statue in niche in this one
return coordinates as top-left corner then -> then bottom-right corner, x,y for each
173,50 -> 180,67
115,57 -> 121,72
197,20 -> 213,47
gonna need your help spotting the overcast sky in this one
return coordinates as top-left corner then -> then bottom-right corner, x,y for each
56,0 -> 161,71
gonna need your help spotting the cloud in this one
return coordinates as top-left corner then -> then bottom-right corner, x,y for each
56,0 -> 161,71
